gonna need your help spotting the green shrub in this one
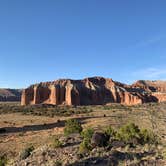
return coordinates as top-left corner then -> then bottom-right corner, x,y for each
54,160 -> 62,166
0,155 -> 7,166
64,119 -> 83,136
140,129 -> 157,145
116,123 -> 141,144
79,128 -> 94,153
104,126 -> 116,137
52,136 -> 63,148
81,128 -> 94,139
79,138 -> 93,153
20,145 -> 34,160
115,123 -> 158,145
162,149 -> 166,160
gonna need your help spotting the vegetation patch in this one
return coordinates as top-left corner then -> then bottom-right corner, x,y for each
20,145 -> 34,160
0,155 -> 7,166
0,103 -> 93,117
51,136 -> 63,148
79,123 -> 159,154
104,125 -> 116,137
79,128 -> 94,153
54,160 -> 62,166
115,123 -> 158,145
64,119 -> 83,136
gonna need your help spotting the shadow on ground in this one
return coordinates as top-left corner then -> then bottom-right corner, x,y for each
68,151 -> 158,166
0,115 -> 111,134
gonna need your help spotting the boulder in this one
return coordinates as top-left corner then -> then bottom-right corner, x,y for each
91,132 -> 109,147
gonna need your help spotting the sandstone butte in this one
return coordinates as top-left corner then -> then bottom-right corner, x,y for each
21,77 -> 166,106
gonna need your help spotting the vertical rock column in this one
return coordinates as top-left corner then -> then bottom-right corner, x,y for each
49,85 -> 57,105
33,86 -> 40,104
111,86 -> 118,102
124,92 -> 142,105
65,84 -> 73,105
21,90 -> 26,105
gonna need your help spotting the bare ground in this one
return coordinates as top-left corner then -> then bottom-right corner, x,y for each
0,102 -> 166,165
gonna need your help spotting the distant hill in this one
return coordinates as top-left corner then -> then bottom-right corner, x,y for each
0,89 -> 22,102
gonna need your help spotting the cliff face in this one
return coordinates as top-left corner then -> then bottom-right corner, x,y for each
132,80 -> 166,102
132,80 -> 166,93
21,77 -> 166,106
0,89 -> 22,102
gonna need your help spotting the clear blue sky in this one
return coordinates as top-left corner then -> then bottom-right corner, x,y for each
0,0 -> 166,88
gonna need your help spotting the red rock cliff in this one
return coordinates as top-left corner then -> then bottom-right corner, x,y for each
132,80 -> 166,102
21,77 -> 166,106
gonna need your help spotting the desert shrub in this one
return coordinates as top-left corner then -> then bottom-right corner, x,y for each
79,138 -> 93,153
116,123 -> 141,144
162,149 -> 166,160
104,125 -> 116,137
140,129 -> 157,145
54,160 -> 62,166
0,155 -> 7,166
79,128 -> 94,153
116,123 -> 158,145
64,119 -> 82,136
81,128 -> 94,139
0,103 -> 94,117
52,136 -> 62,148
20,145 -> 34,160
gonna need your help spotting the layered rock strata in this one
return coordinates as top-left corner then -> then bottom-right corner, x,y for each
21,77 -> 166,106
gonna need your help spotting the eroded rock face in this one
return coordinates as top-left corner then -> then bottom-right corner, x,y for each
21,77 -> 166,106
132,80 -> 166,93
132,80 -> 166,103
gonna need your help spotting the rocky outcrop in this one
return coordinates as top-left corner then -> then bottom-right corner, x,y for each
132,80 -> 166,93
0,89 -> 22,102
21,77 -> 166,106
132,80 -> 166,103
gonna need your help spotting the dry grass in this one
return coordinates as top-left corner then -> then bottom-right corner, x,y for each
0,102 -> 166,159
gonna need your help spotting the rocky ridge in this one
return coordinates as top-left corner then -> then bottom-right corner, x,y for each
21,77 -> 166,106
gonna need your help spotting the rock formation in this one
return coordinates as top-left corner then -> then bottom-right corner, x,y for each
132,80 -> 166,103
0,89 -> 22,102
21,77 -> 166,106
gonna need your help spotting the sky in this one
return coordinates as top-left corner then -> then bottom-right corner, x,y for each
0,0 -> 166,88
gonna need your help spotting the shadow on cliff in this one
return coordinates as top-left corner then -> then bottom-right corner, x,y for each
0,115 -> 111,134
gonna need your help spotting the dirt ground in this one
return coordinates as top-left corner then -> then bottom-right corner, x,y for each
0,102 -> 166,159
